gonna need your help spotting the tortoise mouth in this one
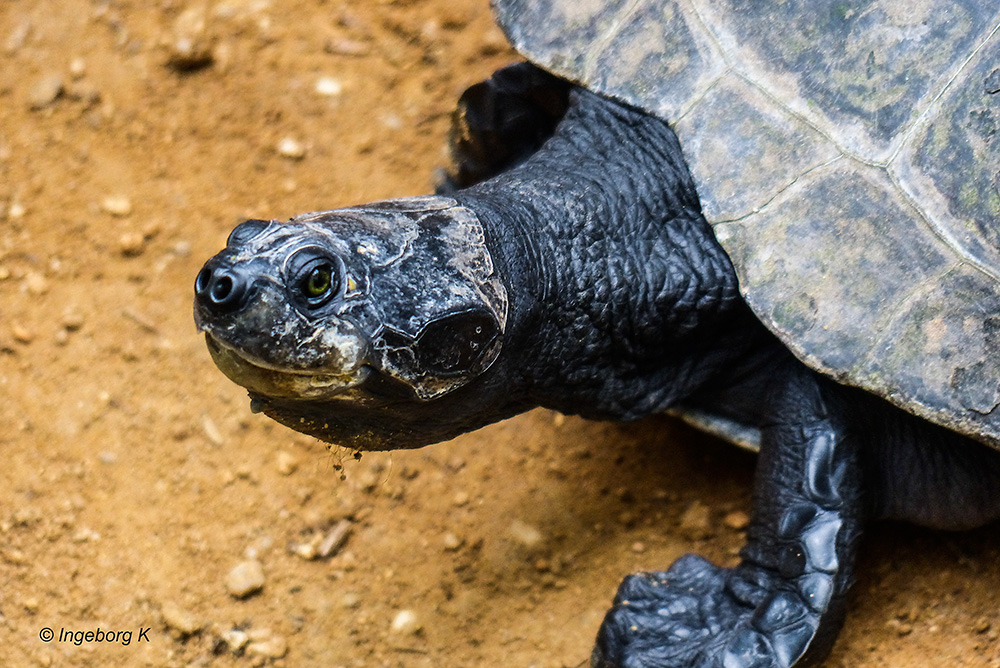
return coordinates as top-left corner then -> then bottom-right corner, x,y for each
204,334 -> 371,401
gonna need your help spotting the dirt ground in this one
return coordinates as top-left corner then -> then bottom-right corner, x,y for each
1,1 -> 999,667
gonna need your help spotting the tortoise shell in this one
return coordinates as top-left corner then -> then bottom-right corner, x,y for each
493,0 -> 1000,446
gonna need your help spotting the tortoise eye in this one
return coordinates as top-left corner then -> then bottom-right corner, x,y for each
303,264 -> 333,299
288,249 -> 342,308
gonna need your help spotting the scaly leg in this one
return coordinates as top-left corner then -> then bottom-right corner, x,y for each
439,62 -> 570,191
593,366 -> 864,667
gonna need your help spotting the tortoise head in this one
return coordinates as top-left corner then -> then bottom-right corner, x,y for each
194,195 -> 509,448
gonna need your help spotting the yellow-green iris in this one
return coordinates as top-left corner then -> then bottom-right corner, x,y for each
305,265 -> 332,298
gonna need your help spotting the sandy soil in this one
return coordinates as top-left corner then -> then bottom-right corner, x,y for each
2,1 -> 999,666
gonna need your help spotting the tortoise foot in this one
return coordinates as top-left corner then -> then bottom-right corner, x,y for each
438,62 -> 570,192
591,554 -> 830,668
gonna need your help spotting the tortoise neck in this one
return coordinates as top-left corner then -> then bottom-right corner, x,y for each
456,89 -> 751,420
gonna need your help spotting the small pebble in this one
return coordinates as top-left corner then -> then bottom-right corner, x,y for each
225,559 -> 265,598
28,73 -> 63,110
277,137 -> 306,160
72,527 -> 100,542
23,272 -> 48,295
381,113 -> 403,131
325,37 -> 370,56
245,535 -> 273,560
3,547 -> 28,565
885,618 -> 912,636
118,232 -> 145,256
203,415 -> 224,446
161,602 -> 202,636
290,539 -> 318,560
101,195 -> 133,217
390,609 -> 420,635
508,519 -> 544,550
219,628 -> 249,653
167,5 -> 215,70
62,310 -> 85,331
678,500 -> 713,540
452,490 -> 469,506
13,507 -> 41,525
317,519 -> 352,558
275,450 -> 298,475
631,541 -> 646,553
8,201 -> 26,219
973,617 -> 991,634
11,324 -> 34,344
315,76 -> 343,97
357,470 -> 381,493
69,57 -> 86,79
247,633 -> 287,659
5,21 -> 30,54
723,510 -> 750,531
442,532 -> 463,551
340,592 -> 361,609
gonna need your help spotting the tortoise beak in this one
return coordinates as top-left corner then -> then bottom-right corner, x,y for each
203,334 -> 372,400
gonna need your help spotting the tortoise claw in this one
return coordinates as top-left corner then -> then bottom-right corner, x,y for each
592,556 -> 821,668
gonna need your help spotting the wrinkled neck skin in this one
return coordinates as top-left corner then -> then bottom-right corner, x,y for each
258,89 -> 767,450
456,89 -> 759,422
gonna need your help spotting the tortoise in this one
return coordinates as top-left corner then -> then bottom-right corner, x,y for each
193,0 -> 1000,666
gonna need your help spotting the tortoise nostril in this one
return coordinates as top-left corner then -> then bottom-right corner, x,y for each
195,261 -> 250,314
211,275 -> 234,302
195,267 -> 212,294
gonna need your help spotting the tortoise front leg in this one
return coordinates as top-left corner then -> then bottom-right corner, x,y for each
438,63 -> 570,192
592,367 -> 864,668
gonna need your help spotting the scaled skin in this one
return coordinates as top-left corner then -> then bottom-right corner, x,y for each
196,67 -> 1000,667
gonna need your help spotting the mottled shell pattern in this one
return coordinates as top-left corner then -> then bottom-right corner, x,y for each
494,0 -> 1000,446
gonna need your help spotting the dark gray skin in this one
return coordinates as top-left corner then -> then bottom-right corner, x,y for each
195,65 -> 1000,667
